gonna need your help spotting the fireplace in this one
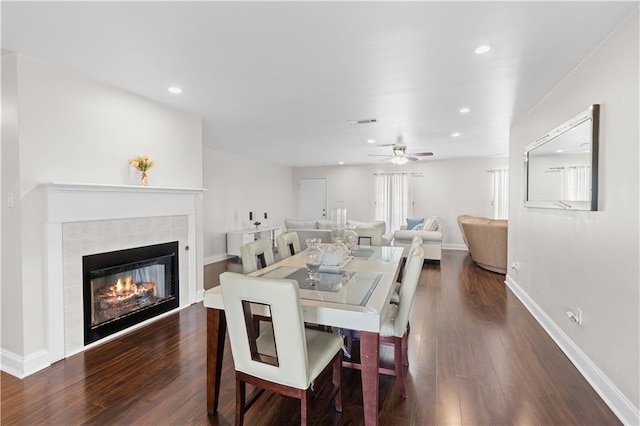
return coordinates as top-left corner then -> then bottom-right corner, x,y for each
83,241 -> 179,345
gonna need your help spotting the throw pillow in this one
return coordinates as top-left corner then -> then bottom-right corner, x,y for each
411,223 -> 424,230
406,218 -> 424,229
422,216 -> 439,231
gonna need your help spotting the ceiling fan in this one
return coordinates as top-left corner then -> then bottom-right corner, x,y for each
368,136 -> 434,165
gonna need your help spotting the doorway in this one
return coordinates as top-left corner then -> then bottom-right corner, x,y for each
298,178 -> 327,220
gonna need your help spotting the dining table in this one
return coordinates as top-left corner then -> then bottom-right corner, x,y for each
204,244 -> 405,426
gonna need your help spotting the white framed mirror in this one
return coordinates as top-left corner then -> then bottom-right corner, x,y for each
524,104 -> 600,211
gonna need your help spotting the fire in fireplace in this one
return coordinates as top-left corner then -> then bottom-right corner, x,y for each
83,241 -> 179,345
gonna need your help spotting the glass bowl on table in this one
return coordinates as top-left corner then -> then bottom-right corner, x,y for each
302,242 -> 323,287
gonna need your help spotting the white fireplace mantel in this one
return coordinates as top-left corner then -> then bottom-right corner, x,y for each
43,182 -> 206,223
42,182 -> 205,365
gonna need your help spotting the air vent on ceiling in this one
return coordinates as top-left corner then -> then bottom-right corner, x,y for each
349,118 -> 379,125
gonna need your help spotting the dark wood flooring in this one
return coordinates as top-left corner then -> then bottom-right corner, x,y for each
1,250 -> 620,425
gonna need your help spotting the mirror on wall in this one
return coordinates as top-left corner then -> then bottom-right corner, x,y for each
524,104 -> 599,211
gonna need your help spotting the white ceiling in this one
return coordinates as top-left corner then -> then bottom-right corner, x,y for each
2,1 -> 637,167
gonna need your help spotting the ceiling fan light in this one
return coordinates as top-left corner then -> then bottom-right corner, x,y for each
391,156 -> 408,165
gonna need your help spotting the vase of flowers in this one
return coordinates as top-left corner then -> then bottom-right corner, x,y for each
129,154 -> 155,186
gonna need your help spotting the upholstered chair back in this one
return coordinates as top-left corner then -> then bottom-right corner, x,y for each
276,231 -> 301,259
240,239 -> 275,274
393,246 -> 424,337
220,272 -> 311,389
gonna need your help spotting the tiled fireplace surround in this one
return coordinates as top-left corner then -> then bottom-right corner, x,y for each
44,183 -> 203,364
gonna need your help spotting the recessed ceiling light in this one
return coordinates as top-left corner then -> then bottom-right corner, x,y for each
474,44 -> 491,54
459,107 -> 470,114
451,132 -> 461,137
168,86 -> 183,94
338,161 -> 345,165
367,139 -> 376,144
556,149 -> 565,153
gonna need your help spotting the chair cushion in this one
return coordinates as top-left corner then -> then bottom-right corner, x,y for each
304,329 -> 344,383
380,304 -> 398,337
285,219 -> 318,230
255,327 -> 342,388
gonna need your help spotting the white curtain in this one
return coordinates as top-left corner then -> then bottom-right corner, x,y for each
491,169 -> 509,220
561,166 -> 591,201
375,173 -> 411,232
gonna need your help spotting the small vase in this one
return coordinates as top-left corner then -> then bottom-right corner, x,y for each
140,171 -> 149,186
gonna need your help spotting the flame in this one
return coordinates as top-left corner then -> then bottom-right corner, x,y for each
111,276 -> 138,295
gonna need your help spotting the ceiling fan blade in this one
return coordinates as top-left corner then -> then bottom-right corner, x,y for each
375,143 -> 396,147
407,156 -> 420,161
409,152 -> 434,157
368,154 -> 392,157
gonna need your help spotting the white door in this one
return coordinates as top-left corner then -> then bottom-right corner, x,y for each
298,178 -> 327,220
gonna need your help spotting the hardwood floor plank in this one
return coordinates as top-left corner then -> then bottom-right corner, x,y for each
1,250 -> 621,425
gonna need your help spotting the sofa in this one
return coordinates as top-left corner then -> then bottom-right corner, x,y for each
284,218 -> 392,250
393,216 -> 443,261
457,214 -> 508,274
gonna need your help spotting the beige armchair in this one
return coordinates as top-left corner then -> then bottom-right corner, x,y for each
457,214 -> 508,274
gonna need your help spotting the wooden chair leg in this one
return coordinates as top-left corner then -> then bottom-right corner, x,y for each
395,337 -> 407,398
333,351 -> 343,412
236,375 -> 246,426
402,331 -> 409,367
300,390 -> 309,426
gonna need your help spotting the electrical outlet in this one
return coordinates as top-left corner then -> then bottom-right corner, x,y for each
511,261 -> 519,272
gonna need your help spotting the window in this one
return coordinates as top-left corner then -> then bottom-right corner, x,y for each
561,166 -> 590,201
490,169 -> 509,219
375,173 -> 411,232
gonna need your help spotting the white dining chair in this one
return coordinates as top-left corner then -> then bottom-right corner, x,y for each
391,236 -> 423,303
342,246 -> 423,397
240,238 -> 275,274
276,231 -> 301,260
220,272 -> 343,425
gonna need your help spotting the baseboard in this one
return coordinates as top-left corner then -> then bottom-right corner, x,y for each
0,348 -> 50,379
204,254 -> 233,265
505,275 -> 640,426
443,243 -> 467,251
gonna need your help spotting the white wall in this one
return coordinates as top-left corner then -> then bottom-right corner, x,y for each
1,55 -> 24,356
293,157 -> 509,248
202,148 -> 295,263
508,11 -> 639,424
0,55 -> 203,370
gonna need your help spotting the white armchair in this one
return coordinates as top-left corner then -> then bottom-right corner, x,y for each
393,216 -> 443,261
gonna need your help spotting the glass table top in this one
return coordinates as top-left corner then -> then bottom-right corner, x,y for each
256,265 -> 382,306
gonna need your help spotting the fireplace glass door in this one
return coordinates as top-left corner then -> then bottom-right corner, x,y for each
83,241 -> 179,345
